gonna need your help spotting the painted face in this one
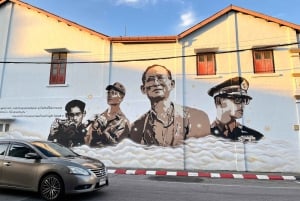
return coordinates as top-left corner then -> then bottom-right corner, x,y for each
217,97 -> 246,123
66,106 -> 85,127
142,66 -> 174,101
107,89 -> 122,105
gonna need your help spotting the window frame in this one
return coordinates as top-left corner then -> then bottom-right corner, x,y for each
8,143 -> 34,158
0,123 -> 10,132
0,143 -> 9,156
252,49 -> 275,73
49,52 -> 68,85
196,52 -> 216,76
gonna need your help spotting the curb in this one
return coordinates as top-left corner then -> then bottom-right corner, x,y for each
107,168 -> 299,181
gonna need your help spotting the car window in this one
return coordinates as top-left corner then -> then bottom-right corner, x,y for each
31,141 -> 78,157
8,144 -> 33,158
0,143 -> 9,156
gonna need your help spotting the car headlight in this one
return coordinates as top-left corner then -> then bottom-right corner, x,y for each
68,166 -> 90,176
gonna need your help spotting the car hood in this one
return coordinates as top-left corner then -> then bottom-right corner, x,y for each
49,155 -> 105,169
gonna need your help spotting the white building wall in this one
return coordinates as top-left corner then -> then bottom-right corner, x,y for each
0,2 -> 300,173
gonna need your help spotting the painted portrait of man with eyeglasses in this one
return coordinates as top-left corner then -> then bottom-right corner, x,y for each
130,64 -> 211,147
48,99 -> 88,147
208,76 -> 264,142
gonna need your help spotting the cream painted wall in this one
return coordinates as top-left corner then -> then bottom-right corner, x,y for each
2,3 -> 110,100
0,3 -> 111,137
174,11 -> 300,142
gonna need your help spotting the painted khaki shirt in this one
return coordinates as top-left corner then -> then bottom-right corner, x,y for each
87,110 -> 130,147
130,103 -> 210,146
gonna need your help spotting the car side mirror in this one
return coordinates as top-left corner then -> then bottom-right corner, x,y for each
25,152 -> 41,159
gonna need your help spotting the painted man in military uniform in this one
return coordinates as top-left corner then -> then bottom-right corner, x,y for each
208,76 -> 264,142
130,64 -> 210,147
86,82 -> 130,147
48,99 -> 88,147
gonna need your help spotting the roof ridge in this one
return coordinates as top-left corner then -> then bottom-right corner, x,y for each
4,0 -> 109,39
2,1 -> 299,42
178,4 -> 300,39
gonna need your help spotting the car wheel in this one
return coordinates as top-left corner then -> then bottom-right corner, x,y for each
39,174 -> 64,201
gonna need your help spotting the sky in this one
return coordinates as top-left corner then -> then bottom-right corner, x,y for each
21,0 -> 300,37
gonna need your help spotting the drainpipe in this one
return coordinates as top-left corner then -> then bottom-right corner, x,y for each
180,38 -> 187,170
234,12 -> 242,76
0,3 -> 14,98
296,32 -> 300,147
108,41 -> 113,84
234,11 -> 248,172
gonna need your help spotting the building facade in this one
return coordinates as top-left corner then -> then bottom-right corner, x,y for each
1,0 -> 300,173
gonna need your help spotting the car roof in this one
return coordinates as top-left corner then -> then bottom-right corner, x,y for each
0,138 -> 46,144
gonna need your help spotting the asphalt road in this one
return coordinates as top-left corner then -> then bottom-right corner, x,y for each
1,173 -> 300,201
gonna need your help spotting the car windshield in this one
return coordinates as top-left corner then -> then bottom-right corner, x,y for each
31,141 -> 79,157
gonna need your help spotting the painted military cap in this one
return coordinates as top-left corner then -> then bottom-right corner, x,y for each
106,82 -> 126,95
208,76 -> 251,98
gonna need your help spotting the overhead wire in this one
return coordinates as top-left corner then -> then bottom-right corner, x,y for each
0,41 -> 299,64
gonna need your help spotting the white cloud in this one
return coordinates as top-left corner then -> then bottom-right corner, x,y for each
179,10 -> 196,28
115,0 -> 158,6
116,0 -> 139,4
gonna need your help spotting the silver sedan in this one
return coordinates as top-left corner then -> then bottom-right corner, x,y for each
0,139 -> 108,201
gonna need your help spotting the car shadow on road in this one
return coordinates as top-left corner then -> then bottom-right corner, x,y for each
147,175 -> 205,183
0,188 -> 40,200
0,188 -> 109,201
62,190 -> 108,201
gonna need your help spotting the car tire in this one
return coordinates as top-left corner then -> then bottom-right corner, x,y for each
39,174 -> 64,201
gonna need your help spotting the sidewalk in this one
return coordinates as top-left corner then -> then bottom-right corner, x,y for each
107,168 -> 300,181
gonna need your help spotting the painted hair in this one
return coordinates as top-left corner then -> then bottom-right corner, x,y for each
65,99 -> 85,113
141,64 -> 173,84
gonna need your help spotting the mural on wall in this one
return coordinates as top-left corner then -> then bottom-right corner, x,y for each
208,76 -> 264,142
46,65 -> 264,148
47,99 -> 89,147
86,82 -> 130,147
129,64 -> 210,146
47,83 -> 130,148
2,63 -> 299,173
1,1 -> 300,174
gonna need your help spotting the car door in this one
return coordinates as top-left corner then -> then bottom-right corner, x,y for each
0,142 -> 9,184
1,142 -> 39,190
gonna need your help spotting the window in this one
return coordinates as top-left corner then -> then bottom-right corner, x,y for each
0,123 -> 9,132
8,144 -> 33,158
0,143 -> 9,156
253,50 -> 275,73
49,52 -> 67,84
197,53 -> 216,75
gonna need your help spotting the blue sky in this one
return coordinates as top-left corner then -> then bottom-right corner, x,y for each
22,0 -> 300,37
